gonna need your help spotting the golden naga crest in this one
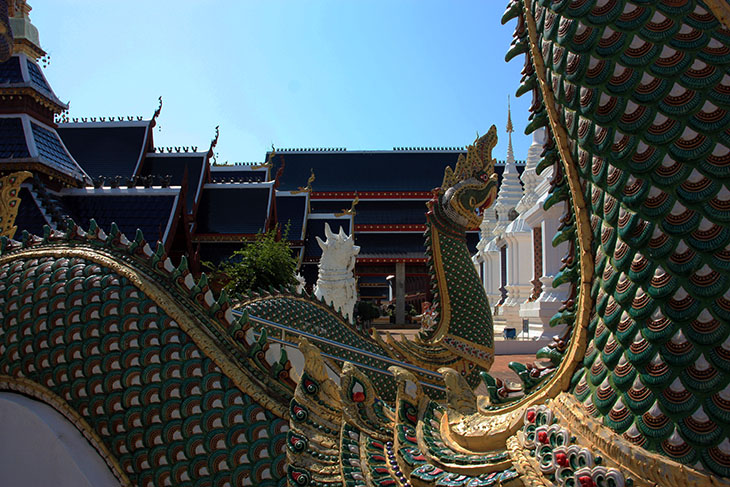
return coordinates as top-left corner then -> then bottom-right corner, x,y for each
0,171 -> 32,239
441,125 -> 498,191
439,126 -> 499,229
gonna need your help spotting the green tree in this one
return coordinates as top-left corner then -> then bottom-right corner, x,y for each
354,301 -> 381,327
210,226 -> 298,300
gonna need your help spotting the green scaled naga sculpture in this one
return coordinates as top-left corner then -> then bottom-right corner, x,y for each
506,0 -> 730,479
285,1 -> 730,486
3,0 -> 730,485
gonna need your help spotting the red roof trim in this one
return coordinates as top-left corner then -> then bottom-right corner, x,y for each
355,224 -> 426,232
192,233 -> 258,243
311,191 -> 432,200
356,257 -> 427,264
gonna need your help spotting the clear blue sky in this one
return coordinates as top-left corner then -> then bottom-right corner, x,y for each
33,1 -> 533,164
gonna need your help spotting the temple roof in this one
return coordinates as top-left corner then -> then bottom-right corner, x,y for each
312,199 -> 429,226
354,231 -> 480,261
195,183 -> 273,235
276,191 -> 309,240
358,275 -> 389,286
0,115 -> 89,184
59,187 -> 181,245
210,164 -> 268,183
0,116 -> 29,158
355,232 -> 427,260
270,149 -> 525,192
139,152 -> 207,215
0,53 -> 65,108
57,121 -> 151,179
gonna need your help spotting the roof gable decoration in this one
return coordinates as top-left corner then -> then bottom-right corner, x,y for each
56,95 -> 162,128
334,193 -> 358,217
129,99 -> 158,178
206,125 -> 219,164
247,144 -> 276,172
210,163 -> 268,172
291,168 -> 315,194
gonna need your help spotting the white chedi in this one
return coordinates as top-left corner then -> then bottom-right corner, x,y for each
313,223 -> 360,323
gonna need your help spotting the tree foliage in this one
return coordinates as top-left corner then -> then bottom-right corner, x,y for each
354,301 -> 381,325
211,227 -> 297,300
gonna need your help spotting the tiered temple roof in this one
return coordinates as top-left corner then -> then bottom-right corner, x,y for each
4,2 -> 523,304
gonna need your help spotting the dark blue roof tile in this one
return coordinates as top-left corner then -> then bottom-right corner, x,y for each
0,118 -> 30,158
61,192 -> 178,244
271,151 -> 525,192
354,233 -> 426,259
196,185 -> 272,234
57,124 -> 148,179
312,200 -> 428,225
140,154 -> 206,214
26,59 -> 51,95
31,122 -> 84,178
276,193 -> 308,239
0,56 -> 22,84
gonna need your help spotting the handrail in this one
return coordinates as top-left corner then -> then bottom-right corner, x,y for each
263,335 -> 446,392
237,312 -> 444,380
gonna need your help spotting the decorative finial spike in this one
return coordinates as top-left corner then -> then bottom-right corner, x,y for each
506,95 -> 514,134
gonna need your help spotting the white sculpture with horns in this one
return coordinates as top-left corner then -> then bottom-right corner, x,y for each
313,223 -> 360,323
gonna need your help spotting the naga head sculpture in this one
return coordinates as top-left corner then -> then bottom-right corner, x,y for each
436,126 -> 499,230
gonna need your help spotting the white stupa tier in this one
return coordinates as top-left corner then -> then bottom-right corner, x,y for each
515,128 -> 544,215
493,102 -> 524,235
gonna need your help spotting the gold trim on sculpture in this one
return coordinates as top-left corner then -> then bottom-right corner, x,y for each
705,0 -> 730,31
0,247 -> 290,420
0,170 -> 31,239
550,393 -> 730,487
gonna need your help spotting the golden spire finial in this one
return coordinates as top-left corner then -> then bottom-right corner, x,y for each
506,95 -> 514,134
